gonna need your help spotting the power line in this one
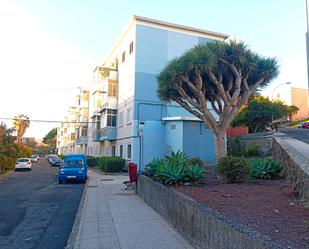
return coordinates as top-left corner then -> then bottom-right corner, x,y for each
0,117 -> 95,124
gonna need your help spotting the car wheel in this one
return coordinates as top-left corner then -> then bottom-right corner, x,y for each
58,179 -> 63,184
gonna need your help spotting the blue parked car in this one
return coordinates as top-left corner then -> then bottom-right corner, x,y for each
58,154 -> 87,184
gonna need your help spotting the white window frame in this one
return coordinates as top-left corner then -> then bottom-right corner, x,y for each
119,111 -> 124,127
126,107 -> 132,125
120,144 -> 123,158
127,144 -> 132,160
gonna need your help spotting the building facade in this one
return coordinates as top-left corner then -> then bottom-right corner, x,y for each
290,87 -> 309,120
84,16 -> 228,170
273,86 -> 309,121
57,90 -> 89,154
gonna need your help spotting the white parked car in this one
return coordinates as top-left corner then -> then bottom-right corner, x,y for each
15,158 -> 32,171
30,154 -> 39,163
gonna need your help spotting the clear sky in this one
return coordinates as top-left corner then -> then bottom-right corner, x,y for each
0,0 -> 307,139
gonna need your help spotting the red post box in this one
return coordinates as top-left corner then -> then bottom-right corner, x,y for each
128,162 -> 137,183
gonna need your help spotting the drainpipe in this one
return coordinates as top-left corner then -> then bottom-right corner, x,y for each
135,101 -> 194,170
136,102 -> 165,172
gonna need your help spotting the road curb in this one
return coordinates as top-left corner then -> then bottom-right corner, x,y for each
65,177 -> 89,249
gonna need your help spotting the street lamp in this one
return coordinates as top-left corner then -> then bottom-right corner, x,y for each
271,82 -> 292,101
271,82 -> 292,124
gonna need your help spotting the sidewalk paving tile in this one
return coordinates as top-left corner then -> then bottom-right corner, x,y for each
72,169 -> 193,249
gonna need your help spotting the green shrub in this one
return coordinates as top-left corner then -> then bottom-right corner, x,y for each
165,151 -> 189,166
146,151 -> 206,186
98,156 -> 125,173
184,164 -> 205,185
243,143 -> 260,157
155,160 -> 185,186
87,156 -> 99,167
187,157 -> 204,168
144,158 -> 163,176
250,159 -> 283,179
216,156 -> 250,183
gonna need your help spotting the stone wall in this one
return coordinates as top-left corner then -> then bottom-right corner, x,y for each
239,132 -> 273,156
272,137 -> 309,202
137,175 -> 284,249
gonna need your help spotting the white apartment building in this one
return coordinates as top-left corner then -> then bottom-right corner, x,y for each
86,16 -> 227,170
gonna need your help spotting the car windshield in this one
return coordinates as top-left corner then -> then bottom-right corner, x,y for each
18,159 -> 29,162
31,156 -> 36,158
63,160 -> 84,168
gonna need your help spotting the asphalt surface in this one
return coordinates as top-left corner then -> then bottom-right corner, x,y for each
0,159 -> 85,249
279,127 -> 309,145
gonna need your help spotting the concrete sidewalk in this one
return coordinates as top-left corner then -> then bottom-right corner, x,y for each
69,169 -> 193,249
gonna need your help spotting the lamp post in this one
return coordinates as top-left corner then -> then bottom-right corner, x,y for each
271,82 -> 292,101
271,82 -> 292,124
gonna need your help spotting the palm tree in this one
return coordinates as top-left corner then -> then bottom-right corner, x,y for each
13,114 -> 30,143
157,40 -> 279,159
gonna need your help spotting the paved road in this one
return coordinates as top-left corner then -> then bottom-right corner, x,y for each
279,127 -> 309,145
0,159 -> 85,249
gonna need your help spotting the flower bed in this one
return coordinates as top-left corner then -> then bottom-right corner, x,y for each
176,167 -> 309,249
137,174 -> 285,249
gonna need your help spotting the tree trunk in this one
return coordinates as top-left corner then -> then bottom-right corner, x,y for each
215,131 -> 227,161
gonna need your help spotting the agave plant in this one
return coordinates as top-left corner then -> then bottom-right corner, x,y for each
184,164 -> 206,185
144,158 -> 163,176
165,151 -> 188,167
250,159 -> 282,179
154,157 -> 185,186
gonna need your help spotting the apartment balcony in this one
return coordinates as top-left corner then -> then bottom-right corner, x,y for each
101,96 -> 117,110
100,127 -> 116,141
75,136 -> 88,145
92,130 -> 100,142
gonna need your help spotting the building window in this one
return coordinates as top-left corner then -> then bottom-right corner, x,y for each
108,83 -> 117,97
129,41 -> 134,54
119,111 -> 124,127
120,145 -> 123,158
126,108 -> 132,124
81,126 -> 88,136
94,116 -> 100,130
112,146 -> 116,157
107,109 -> 117,127
101,109 -> 117,127
122,51 -> 126,63
127,144 -> 131,159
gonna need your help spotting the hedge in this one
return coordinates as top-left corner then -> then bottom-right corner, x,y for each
98,156 -> 125,173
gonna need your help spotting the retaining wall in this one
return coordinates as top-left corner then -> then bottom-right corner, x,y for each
239,132 -> 274,156
137,175 -> 284,249
272,137 -> 309,202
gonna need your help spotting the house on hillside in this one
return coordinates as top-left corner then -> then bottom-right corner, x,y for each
86,16 -> 228,170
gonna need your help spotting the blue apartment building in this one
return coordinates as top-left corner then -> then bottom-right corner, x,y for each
86,16 -> 228,171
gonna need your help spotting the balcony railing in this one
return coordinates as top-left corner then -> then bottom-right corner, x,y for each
75,136 -> 88,145
92,130 -> 100,142
100,127 -> 116,141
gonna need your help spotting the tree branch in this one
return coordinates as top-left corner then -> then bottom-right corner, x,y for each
208,71 -> 229,105
173,97 -> 204,120
181,75 -> 199,95
210,100 -> 219,115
